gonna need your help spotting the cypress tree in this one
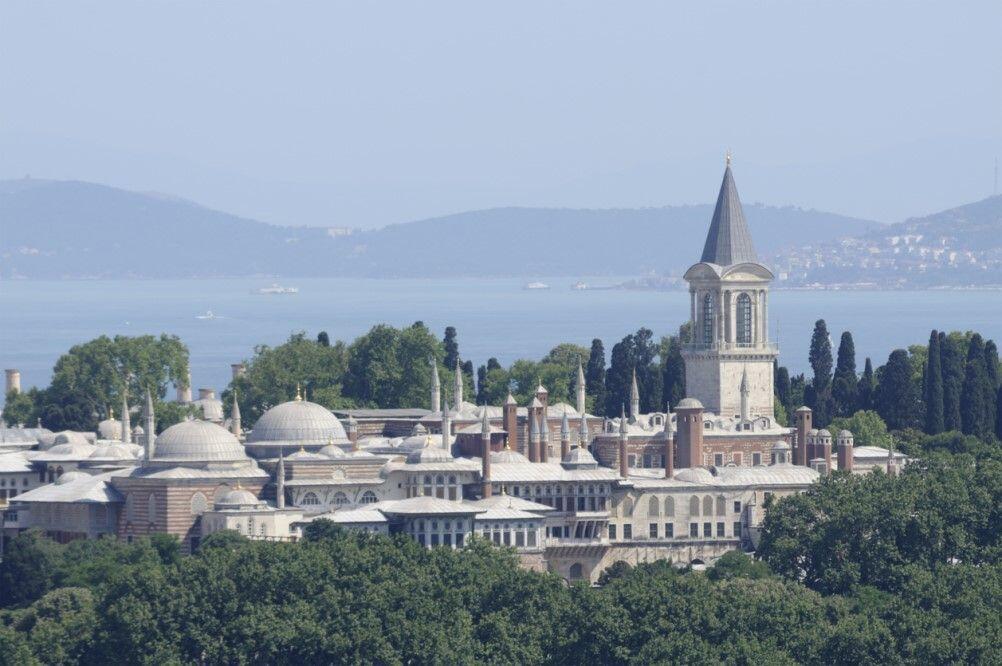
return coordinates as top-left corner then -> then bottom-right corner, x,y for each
877,349 -> 920,430
316,331 -> 330,347
985,339 -> 999,431
857,358 -> 876,411
997,384 -> 1002,440
661,336 -> 686,409
774,364 -> 792,416
461,360 -> 474,400
808,319 -> 834,426
476,365 -> 488,405
605,334 -> 636,417
923,330 -> 944,434
940,332 -> 963,431
832,331 -> 858,417
961,334 -> 993,438
585,339 -> 606,416
443,327 -> 459,370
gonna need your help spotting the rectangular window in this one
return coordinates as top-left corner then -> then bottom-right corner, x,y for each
448,488 -> 457,500
577,497 -> 586,511
492,532 -> 501,545
716,522 -> 725,537
515,532 -> 525,547
690,522 -> 699,537
733,522 -> 742,538
665,523 -> 674,537
608,524 -> 617,540
418,534 -> 426,546
734,501 -> 742,513
752,452 -> 762,466
643,455 -> 652,468
555,497 -> 563,511
649,523 -> 658,538
628,454 -> 636,467
431,534 -> 440,546
444,533 -> 452,547
503,531 -> 511,546
527,531 -> 536,547
703,522 -> 712,537
623,524 -> 632,539
713,453 -> 724,466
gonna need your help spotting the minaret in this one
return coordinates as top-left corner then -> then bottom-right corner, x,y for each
430,360 -> 441,413
276,449 -> 286,509
120,390 -> 131,444
453,360 -> 463,407
528,410 -> 540,463
618,404 -> 629,478
143,388 -> 156,461
539,406 -> 549,462
480,407 -> 492,498
230,389 -> 242,437
559,412 -> 571,460
630,369 -> 640,422
441,397 -> 451,451
740,367 -> 750,422
578,409 -> 589,449
576,359 -> 587,415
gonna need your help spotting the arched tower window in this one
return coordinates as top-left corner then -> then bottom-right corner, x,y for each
360,491 -> 378,505
689,496 -> 700,516
736,293 -> 752,344
648,496 -> 660,517
664,497 -> 675,517
702,293 -> 715,344
301,492 -> 320,507
702,496 -> 713,516
333,492 -> 349,507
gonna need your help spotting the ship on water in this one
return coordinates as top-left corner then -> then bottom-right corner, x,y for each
255,284 -> 299,294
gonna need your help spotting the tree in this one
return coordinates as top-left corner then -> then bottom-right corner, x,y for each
808,320 -> 834,426
316,330 -> 330,347
475,364 -> 488,404
341,322 -> 444,410
940,332 -> 964,431
960,334 -> 994,439
877,349 -> 920,430
661,336 -> 685,409
832,331 -> 858,417
0,530 -> 60,607
604,328 -> 660,417
829,410 -> 893,450
586,339 -> 606,415
2,387 -> 40,427
706,551 -> 772,581
857,358 -> 877,412
924,330 -> 945,434
443,326 -> 459,370
774,364 -> 792,416
605,334 -> 635,416
985,339 -> 999,432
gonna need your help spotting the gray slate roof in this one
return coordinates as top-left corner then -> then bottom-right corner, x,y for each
700,165 -> 758,266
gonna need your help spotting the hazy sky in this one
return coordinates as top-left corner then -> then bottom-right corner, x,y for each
2,1 -> 1000,228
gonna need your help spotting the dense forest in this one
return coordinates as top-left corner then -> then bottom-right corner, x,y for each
1,440 -> 999,665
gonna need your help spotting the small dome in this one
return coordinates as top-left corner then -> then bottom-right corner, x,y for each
809,428 -> 819,436
215,487 -> 261,508
838,429 -> 854,439
318,444 -> 347,458
410,423 -> 428,436
562,446 -> 597,467
772,440 -> 792,451
97,418 -> 122,440
796,405 -> 812,413
406,444 -> 454,464
132,425 -> 145,435
90,443 -> 135,459
55,470 -> 91,485
286,448 -> 327,461
491,447 -> 529,464
48,439 -> 96,457
674,467 -> 715,483
247,400 -> 348,445
153,420 -> 247,462
675,398 -> 704,410
817,429 -> 832,438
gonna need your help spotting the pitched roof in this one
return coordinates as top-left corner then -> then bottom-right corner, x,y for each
700,165 -> 758,266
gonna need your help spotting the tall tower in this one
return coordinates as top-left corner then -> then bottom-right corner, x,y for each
576,360 -> 587,415
681,157 -> 778,418
430,361 -> 441,413
453,361 -> 463,407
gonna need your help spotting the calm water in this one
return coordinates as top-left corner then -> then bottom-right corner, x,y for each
2,277 -> 1001,395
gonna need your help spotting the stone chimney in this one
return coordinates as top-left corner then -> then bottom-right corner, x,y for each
675,398 -> 705,468
794,406 -> 812,466
230,363 -> 246,380
346,413 -> 359,447
818,429 -> 833,471
837,430 -> 854,473
4,369 -> 20,395
560,412 -> 571,460
539,407 -> 550,463
177,371 -> 193,403
480,408 -> 492,498
528,410 -> 540,463
503,393 -> 518,454
198,388 -> 216,401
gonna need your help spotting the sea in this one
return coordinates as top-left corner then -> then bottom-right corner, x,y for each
2,277 -> 1001,396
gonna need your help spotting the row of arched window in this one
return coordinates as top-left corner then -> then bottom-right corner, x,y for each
701,292 -> 754,344
620,494 -> 731,518
301,490 -> 378,508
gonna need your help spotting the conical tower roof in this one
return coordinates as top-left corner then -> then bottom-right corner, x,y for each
700,159 -> 758,266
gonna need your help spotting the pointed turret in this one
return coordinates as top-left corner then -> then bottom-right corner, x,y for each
441,398 -> 451,451
481,406 -> 491,439
559,411 -> 571,460
700,157 -> 758,266
143,388 -> 156,461
276,448 -> 286,509
230,389 -> 242,437
576,359 -> 587,415
578,410 -> 589,448
453,360 -> 464,407
539,406 -> 549,462
430,360 -> 441,413
528,409 -> 540,462
618,404 -> 629,477
120,390 -> 131,444
740,366 -> 750,422
630,368 -> 640,421
480,406 -> 492,498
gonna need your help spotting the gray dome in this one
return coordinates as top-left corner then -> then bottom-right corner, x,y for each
55,470 -> 92,485
318,444 -> 347,458
817,429 -> 832,438
772,440 -> 792,451
153,420 -> 247,462
675,398 -> 704,410
215,487 -> 262,508
838,429 -> 854,439
97,418 -> 121,440
247,400 -> 348,445
490,447 -> 529,464
562,446 -> 597,468
406,444 -> 454,464
674,467 -> 715,483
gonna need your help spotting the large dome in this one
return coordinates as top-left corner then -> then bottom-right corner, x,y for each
153,420 -> 247,462
247,400 -> 348,445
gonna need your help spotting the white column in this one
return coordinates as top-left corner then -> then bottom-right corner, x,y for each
761,289 -> 768,344
690,289 -> 697,334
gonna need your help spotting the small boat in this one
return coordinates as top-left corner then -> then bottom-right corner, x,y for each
571,281 -> 589,291
195,310 -> 218,320
256,284 -> 299,295
524,281 -> 550,290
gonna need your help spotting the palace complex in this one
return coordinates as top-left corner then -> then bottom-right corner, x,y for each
0,163 -> 906,583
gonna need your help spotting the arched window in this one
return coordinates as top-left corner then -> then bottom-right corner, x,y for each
703,496 -> 713,516
333,492 -> 349,507
736,293 -> 753,344
301,492 -> 320,507
702,293 -> 715,343
622,497 -> 634,517
56,466 -> 64,478
360,491 -> 378,504
648,496 -> 660,517
716,496 -> 726,516
126,493 -> 136,521
569,563 -> 584,580
190,492 -> 207,516
665,497 -> 675,517
689,496 -> 700,516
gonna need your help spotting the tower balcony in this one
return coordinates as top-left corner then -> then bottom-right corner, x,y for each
683,341 -> 779,354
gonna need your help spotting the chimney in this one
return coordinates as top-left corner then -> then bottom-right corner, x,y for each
675,398 -> 704,468
4,369 -> 20,395
480,409 -> 492,498
794,406 -> 812,467
231,363 -> 246,380
503,394 -> 518,454
346,413 -> 359,448
819,429 -> 833,471
177,371 -> 193,403
559,412 -> 571,460
837,430 -> 854,473
198,388 -> 215,401
539,407 -> 549,463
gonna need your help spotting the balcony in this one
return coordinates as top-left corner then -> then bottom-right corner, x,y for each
683,341 -> 779,354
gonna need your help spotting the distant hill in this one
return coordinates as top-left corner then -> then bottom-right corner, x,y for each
0,177 -> 882,280
780,195 -> 1002,287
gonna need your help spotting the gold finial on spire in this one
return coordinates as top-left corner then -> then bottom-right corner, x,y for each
725,150 -> 732,167
295,383 -> 303,401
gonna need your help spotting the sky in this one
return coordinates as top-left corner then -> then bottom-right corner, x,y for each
2,1 -> 1000,228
